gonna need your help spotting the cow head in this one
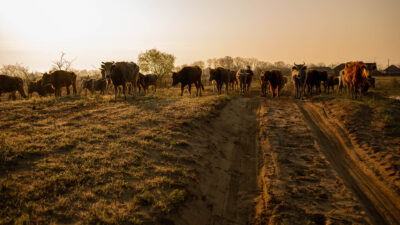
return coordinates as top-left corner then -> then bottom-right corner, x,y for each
101,61 -> 115,79
361,63 -> 376,79
292,63 -> 307,80
172,72 -> 179,86
100,68 -> 106,79
209,69 -> 216,81
41,72 -> 53,84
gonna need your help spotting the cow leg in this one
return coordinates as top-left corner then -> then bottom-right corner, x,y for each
188,84 -> 192,96
225,83 -> 229,94
212,82 -> 215,93
270,85 -> 274,97
133,82 -> 137,97
73,83 -> 77,95
180,84 -> 184,96
114,86 -> 118,101
123,84 -> 127,100
196,82 -> 201,96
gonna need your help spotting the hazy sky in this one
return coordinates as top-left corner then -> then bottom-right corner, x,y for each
1,0 -> 399,71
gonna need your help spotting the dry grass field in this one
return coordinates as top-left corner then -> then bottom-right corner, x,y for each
0,87 -> 229,224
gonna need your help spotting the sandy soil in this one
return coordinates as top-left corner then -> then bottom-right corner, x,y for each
172,98 -> 260,225
173,96 -> 400,225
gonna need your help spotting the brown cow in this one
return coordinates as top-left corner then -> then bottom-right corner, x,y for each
259,72 -> 269,97
245,66 -> 254,92
292,63 -> 307,99
236,69 -> 249,95
305,70 -> 328,95
42,70 -> 77,97
101,61 -> 140,101
28,79 -> 55,97
0,75 -> 27,100
137,74 -> 158,94
260,70 -> 287,97
324,74 -> 339,94
344,61 -> 370,99
172,66 -> 204,96
81,78 -> 107,95
362,76 -> 375,95
228,70 -> 238,90
338,69 -> 348,94
209,67 -> 230,95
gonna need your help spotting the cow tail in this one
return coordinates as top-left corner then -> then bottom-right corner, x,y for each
201,81 -> 205,92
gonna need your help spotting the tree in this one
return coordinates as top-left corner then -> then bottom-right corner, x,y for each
52,52 -> 76,71
191,60 -> 205,70
0,63 -> 35,79
138,48 -> 175,87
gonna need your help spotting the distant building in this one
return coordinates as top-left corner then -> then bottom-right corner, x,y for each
384,65 -> 400,76
333,63 -> 345,76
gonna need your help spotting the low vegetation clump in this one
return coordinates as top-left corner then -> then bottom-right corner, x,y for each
0,88 -> 229,224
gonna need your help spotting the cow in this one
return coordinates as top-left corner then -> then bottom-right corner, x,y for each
344,61 -> 371,99
137,73 -> 145,94
228,70 -> 238,90
259,72 -> 269,97
305,70 -> 328,95
101,61 -> 140,101
245,66 -> 254,92
81,78 -> 107,95
260,70 -> 287,97
292,63 -> 307,99
137,74 -> 158,94
0,75 -> 27,100
236,69 -> 248,95
324,74 -> 339,94
362,76 -> 375,95
28,79 -> 55,97
172,66 -> 204,96
338,69 -> 348,94
42,70 -> 77,97
209,67 -> 230,95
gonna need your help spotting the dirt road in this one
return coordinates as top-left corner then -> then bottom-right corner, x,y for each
174,97 -> 400,225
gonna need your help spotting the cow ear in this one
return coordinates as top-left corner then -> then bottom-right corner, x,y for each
372,65 -> 377,70
361,65 -> 367,70
303,66 -> 307,70
292,66 -> 296,70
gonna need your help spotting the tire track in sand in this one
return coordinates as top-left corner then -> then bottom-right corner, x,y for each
255,98 -> 369,225
298,102 -> 400,225
173,98 -> 260,225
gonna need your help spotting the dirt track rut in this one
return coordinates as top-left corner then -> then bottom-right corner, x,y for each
298,102 -> 400,225
174,97 -> 400,225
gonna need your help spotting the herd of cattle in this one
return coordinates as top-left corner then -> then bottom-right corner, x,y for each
0,61 -> 376,101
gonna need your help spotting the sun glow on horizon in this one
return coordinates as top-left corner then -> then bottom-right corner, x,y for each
1,0 -> 400,71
